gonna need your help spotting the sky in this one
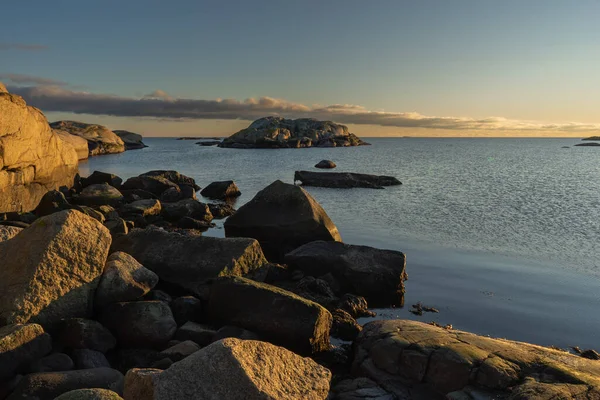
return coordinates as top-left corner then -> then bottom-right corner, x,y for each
2,0 -> 600,137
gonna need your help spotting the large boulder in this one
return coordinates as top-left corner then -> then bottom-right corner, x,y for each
111,227 -> 268,293
100,301 -> 177,348
224,180 -> 341,261
95,252 -> 159,309
123,338 -> 331,400
353,320 -> 600,398
208,277 -> 332,354
200,181 -> 241,200
83,171 -> 123,189
119,199 -> 161,218
0,210 -> 111,327
58,319 -> 116,353
220,116 -> 369,149
77,184 -> 124,206
7,368 -> 124,400
160,199 -> 211,222
0,87 -> 78,213
285,241 -> 407,307
50,121 -> 125,156
0,323 -> 52,379
55,129 -> 90,160
113,130 -> 147,150
121,176 -> 178,197
33,189 -> 72,217
294,171 -> 402,189
139,171 -> 200,191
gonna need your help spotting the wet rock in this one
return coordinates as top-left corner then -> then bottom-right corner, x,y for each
169,296 -> 202,326
58,319 -> 116,353
55,388 -> 124,399
315,160 -> 336,169
338,294 -> 376,318
0,210 -> 111,327
50,121 -> 126,156
0,323 -> 52,379
157,341 -> 200,362
208,277 -> 332,354
123,338 -> 331,400
71,349 -> 111,369
114,130 -> 147,150
200,180 -> 241,200
7,368 -> 124,399
77,184 -> 124,207
95,252 -> 159,309
159,187 -> 181,203
28,353 -> 73,373
83,172 -> 123,189
294,170 -> 401,189
331,309 -> 362,341
285,241 -> 407,307
0,225 -> 22,242
111,227 -> 267,293
224,180 -> 341,261
207,202 -> 235,219
174,322 -> 216,347
100,301 -> 177,349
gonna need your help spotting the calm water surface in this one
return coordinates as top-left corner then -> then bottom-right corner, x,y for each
81,138 -> 600,349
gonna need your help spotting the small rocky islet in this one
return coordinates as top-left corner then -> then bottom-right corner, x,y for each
1,84 -> 600,399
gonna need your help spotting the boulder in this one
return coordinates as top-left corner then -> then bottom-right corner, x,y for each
175,216 -> 212,231
83,171 -> 123,189
331,377 -> 394,400
315,160 -> 336,169
7,368 -> 124,400
0,323 -> 52,379
160,199 -> 211,222
33,190 -> 71,217
0,210 -> 111,327
159,187 -> 181,203
119,199 -> 161,218
207,202 -> 235,219
331,309 -> 362,341
55,129 -> 90,160
104,218 -> 128,236
220,116 -> 369,149
121,176 -> 178,197
50,121 -> 125,156
338,294 -> 375,318
28,353 -> 74,373
200,181 -> 241,200
95,252 -> 159,309
57,319 -> 116,353
285,241 -> 407,307
157,341 -> 200,362
139,171 -> 200,191
208,277 -> 332,354
113,130 -> 147,150
120,189 -> 157,202
169,296 -> 202,326
212,326 -> 260,342
99,301 -> 177,348
78,184 -> 124,206
174,322 -> 216,347
55,388 -> 124,399
353,320 -> 600,398
294,170 -> 402,189
123,338 -> 331,400
0,225 -> 22,242
71,349 -> 111,369
0,89 -> 78,213
224,180 -> 341,261
111,227 -> 268,293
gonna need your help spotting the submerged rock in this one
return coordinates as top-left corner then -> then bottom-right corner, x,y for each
294,170 -> 402,189
220,116 -> 369,149
50,121 -> 125,156
114,130 -> 147,150
123,338 -> 331,400
0,86 -> 78,213
224,180 -> 341,261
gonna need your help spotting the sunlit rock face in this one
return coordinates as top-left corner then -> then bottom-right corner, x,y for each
50,120 -> 126,156
0,83 -> 79,213
220,116 -> 369,148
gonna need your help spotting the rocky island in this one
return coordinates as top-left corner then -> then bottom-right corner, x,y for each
1,82 -> 599,399
219,116 -> 369,148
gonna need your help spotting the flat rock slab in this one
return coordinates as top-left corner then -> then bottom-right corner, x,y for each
285,241 -> 407,307
124,338 -> 331,400
353,320 -> 600,398
208,277 -> 332,354
295,170 -> 401,189
111,227 -> 267,293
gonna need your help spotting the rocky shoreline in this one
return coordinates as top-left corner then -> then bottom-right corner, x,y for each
1,84 -> 600,399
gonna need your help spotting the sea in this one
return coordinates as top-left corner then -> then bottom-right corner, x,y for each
80,137 -> 600,350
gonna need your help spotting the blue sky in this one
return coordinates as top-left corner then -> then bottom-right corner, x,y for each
2,0 -> 600,136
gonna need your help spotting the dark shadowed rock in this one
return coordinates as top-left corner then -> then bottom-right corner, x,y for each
224,180 -> 341,261
159,187 -> 181,203
123,338 -> 331,400
121,176 -> 178,197
157,341 -> 200,362
119,199 -> 161,218
175,216 -> 213,231
109,349 -> 162,374
95,252 -> 159,309
34,190 -> 72,217
100,301 -> 177,349
104,218 -> 128,236
220,116 -> 368,149
200,181 -> 241,200
7,368 -> 124,400
338,294 -> 376,318
139,171 -> 200,191
120,189 -> 157,203
114,130 -> 147,150
143,290 -> 172,304
0,210 -> 111,327
294,170 -> 401,189
208,277 -> 332,354
575,142 -> 600,147
55,388 -> 124,399
160,199 -> 211,222
50,121 -> 125,156
77,184 -> 124,206
0,225 -> 22,242
71,349 -> 111,370
175,322 -> 216,347
207,203 -> 235,219
331,377 -> 394,400
28,353 -> 74,373
212,326 -> 260,343
111,227 -> 267,293
83,172 -> 123,189
58,319 -> 116,353
0,323 -> 52,379
169,296 -> 203,326
315,160 -> 336,169
285,241 -> 407,307
0,375 -> 22,400
331,309 -> 362,341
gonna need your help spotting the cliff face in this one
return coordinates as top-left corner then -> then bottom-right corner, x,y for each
50,121 -> 125,156
0,84 -> 79,213
220,117 -> 369,148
